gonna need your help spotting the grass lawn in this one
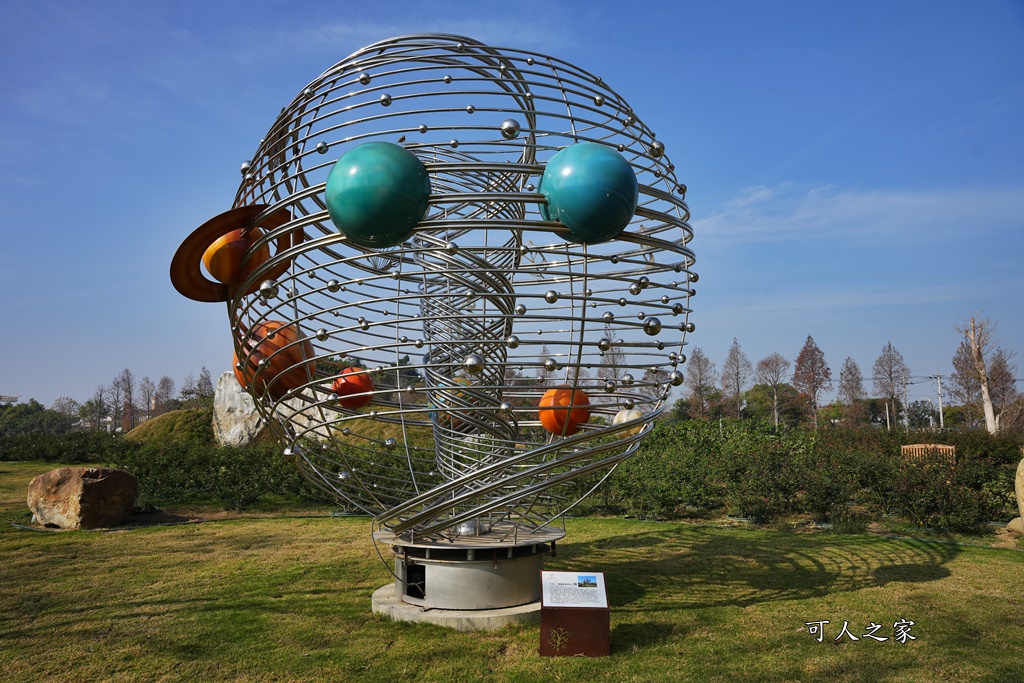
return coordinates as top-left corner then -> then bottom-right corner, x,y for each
2,461 -> 1023,682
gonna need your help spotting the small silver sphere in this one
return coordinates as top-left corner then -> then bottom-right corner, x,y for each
418,124 -> 428,133
515,303 -> 527,315
638,276 -> 650,289
240,160 -> 252,175
443,74 -> 453,84
466,105 -> 475,114
500,118 -> 521,140
689,271 -> 699,283
604,380 -> 617,393
669,371 -> 685,386
414,339 -> 424,348
597,338 -> 612,352
450,139 -> 459,148
618,298 -> 627,307
622,374 -> 635,386
341,428 -> 351,436
677,183 -> 687,196
625,115 -> 636,126
327,279 -> 341,293
506,335 -> 520,349
594,94 -> 605,106
629,283 -> 642,296
544,290 -> 559,304
316,141 -> 329,154
338,470 -> 352,481
243,173 -> 254,184
544,358 -> 559,372
380,93 -> 392,106
602,312 -> 615,322
685,322 -> 696,333
259,280 -> 279,299
384,438 -> 398,450
359,317 -> 369,330
624,399 -> 636,410
672,303 -> 684,316
649,140 -> 665,158
644,318 -> 663,335
498,402 -> 514,416
444,242 -> 459,255
358,72 -> 371,85
463,353 -> 485,375
316,328 -> 329,342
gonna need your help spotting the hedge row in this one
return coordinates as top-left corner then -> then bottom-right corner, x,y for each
602,421 -> 1023,532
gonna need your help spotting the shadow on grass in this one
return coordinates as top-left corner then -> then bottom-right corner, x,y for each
555,525 -> 961,614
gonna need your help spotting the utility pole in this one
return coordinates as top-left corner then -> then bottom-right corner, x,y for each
930,374 -> 945,429
903,383 -> 910,433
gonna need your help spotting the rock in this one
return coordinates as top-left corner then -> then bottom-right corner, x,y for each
213,371 -> 268,447
27,467 -> 137,529
1008,517 -> 1024,536
1016,458 -> 1024,520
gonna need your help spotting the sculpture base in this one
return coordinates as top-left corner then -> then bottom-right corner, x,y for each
372,585 -> 541,631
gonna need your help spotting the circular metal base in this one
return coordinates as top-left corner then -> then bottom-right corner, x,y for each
371,584 -> 541,632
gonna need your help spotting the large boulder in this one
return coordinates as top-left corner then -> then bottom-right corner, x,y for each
1009,458 -> 1024,536
213,371 -> 268,447
27,467 -> 137,529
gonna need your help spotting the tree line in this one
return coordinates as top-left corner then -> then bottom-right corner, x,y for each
674,315 -> 1022,434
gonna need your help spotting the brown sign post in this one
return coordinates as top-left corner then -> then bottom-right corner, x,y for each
539,571 -> 610,657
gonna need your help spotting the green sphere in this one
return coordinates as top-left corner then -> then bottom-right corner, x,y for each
325,142 -> 430,248
539,142 -> 639,244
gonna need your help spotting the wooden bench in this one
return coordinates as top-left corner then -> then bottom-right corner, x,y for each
901,443 -> 956,465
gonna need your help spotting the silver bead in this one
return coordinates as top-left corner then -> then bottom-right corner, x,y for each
316,141 -> 329,154
672,303 -> 684,316
677,183 -> 687,196
463,353 -> 485,375
243,173 -> 254,184
341,428 -> 351,436
338,470 -> 352,480
498,402 -> 513,415
466,105 -> 475,114
358,72 -> 371,85
418,124 -> 428,134
414,339 -> 424,348
384,438 -> 398,450
597,338 -> 612,351
602,312 -> 615,322
661,295 -> 670,304
604,380 -> 617,393
443,74 -> 453,84
515,304 -> 527,315
685,322 -> 696,333
644,318 -> 662,335
544,358 -> 559,372
622,374 -> 634,386
544,290 -> 559,304
670,371 -> 685,386
380,93 -> 392,106
259,280 -> 279,299
327,279 -> 341,293
624,398 -> 636,409
525,183 -> 535,191
456,42 -> 465,51
629,283 -> 642,296
303,87 -> 314,98
526,57 -> 535,65
618,298 -> 627,306
358,317 -> 369,330
500,119 -> 521,140
594,94 -> 605,106
506,335 -> 520,349
240,160 -> 252,175
610,255 -> 619,264
638,276 -> 650,289
678,354 -> 687,364
316,328 -> 329,342
689,271 -> 699,283
625,115 -> 636,126
649,140 -> 665,158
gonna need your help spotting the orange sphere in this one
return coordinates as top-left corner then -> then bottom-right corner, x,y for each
538,387 -> 590,435
331,368 -> 375,409
234,320 -> 315,400
203,227 -> 271,286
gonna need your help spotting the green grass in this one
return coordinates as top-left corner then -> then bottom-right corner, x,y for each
2,461 -> 1023,682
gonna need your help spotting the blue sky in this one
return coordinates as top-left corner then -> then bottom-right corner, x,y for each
1,0 -> 1021,409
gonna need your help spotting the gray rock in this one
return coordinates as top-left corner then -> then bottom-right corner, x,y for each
27,467 -> 137,529
213,371 -> 267,447
1016,458 -> 1024,520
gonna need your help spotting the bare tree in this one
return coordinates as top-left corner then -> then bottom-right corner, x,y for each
79,385 -> 109,431
756,352 -> 790,430
720,338 -> 753,419
684,347 -> 718,420
108,375 -> 125,433
118,368 -> 137,431
51,396 -> 81,418
139,376 -> 156,420
837,356 -> 866,424
953,316 -> 1020,433
872,342 -> 909,431
155,375 -> 176,415
792,335 -> 832,430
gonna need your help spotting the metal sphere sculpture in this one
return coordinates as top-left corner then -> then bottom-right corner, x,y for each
172,35 -> 696,554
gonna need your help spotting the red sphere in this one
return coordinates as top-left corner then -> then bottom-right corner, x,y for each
331,367 -> 375,409
539,387 -> 590,435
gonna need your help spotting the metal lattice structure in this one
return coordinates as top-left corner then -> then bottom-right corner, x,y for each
172,34 -> 696,545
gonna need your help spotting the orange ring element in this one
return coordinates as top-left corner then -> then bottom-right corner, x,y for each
170,205 -> 299,302
539,387 -> 591,435
233,320 -> 316,401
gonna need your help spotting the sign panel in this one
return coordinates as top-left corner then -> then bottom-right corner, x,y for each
541,570 -> 608,609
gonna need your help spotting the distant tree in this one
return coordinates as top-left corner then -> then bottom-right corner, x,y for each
792,335 -> 832,430
637,367 -> 671,411
907,399 -> 938,429
743,382 -> 805,428
118,368 -> 137,431
872,342 -> 909,431
79,385 -> 109,431
684,347 -> 718,420
596,324 -> 627,388
951,316 -> 1020,433
155,376 -> 176,415
108,375 -> 125,433
720,338 -> 753,419
139,376 -> 156,420
756,352 -> 791,430
51,396 -> 81,419
837,357 -> 866,424
0,399 -> 77,435
197,366 -> 215,404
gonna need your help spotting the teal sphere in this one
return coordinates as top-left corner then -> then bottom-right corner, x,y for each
539,143 -> 639,244
325,142 -> 430,248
